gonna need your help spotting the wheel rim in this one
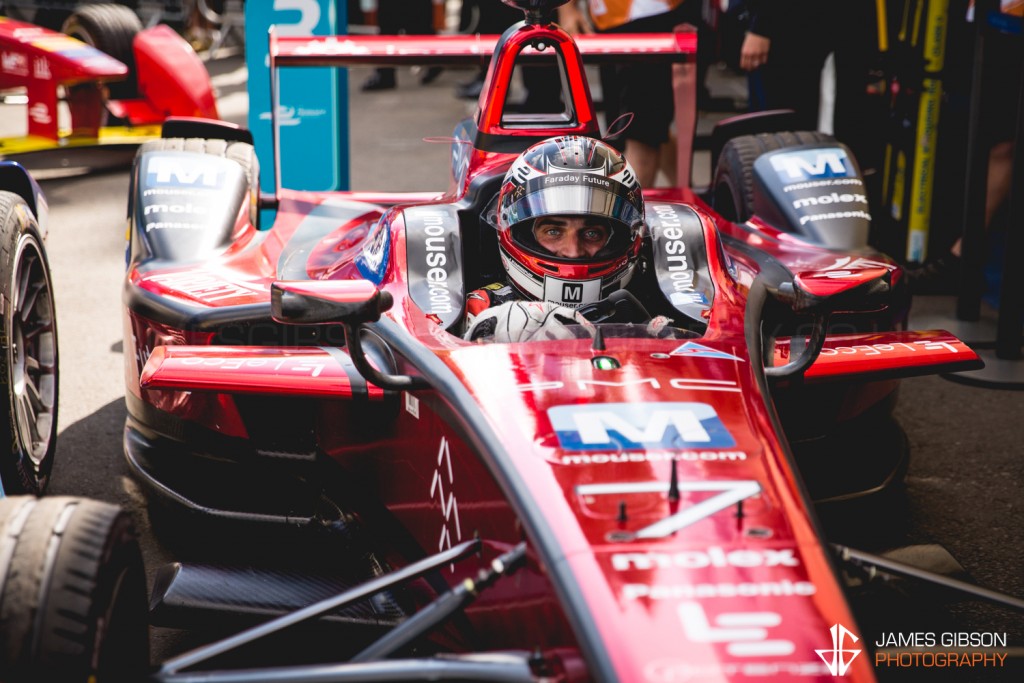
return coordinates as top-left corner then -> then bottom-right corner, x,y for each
9,235 -> 56,468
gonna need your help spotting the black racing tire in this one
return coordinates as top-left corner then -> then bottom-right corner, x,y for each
0,192 -> 58,496
62,4 -> 144,100
140,137 -> 261,229
712,131 -> 836,224
0,496 -> 150,682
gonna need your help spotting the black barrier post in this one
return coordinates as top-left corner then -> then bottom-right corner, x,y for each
995,54 -> 1024,360
955,0 -> 994,322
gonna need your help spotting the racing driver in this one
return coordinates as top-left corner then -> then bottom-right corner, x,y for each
465,135 -> 655,342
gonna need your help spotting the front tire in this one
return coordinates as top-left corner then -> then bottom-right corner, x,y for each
62,4 -> 144,100
0,192 -> 58,496
0,496 -> 150,682
712,131 -> 835,224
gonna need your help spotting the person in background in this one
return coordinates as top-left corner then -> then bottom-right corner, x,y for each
361,0 -> 443,91
739,1 -> 875,165
558,1 -> 708,187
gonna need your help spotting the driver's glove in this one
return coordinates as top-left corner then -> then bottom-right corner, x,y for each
464,301 -> 588,343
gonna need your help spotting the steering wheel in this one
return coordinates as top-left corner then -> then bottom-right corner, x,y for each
576,290 -> 651,324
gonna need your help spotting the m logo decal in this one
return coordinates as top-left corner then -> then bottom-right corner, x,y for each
548,402 -> 736,451
562,282 -> 583,303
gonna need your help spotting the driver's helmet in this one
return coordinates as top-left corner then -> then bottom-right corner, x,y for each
496,135 -> 645,308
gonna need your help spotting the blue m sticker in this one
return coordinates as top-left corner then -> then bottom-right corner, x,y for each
549,402 -> 736,451
769,148 -> 853,181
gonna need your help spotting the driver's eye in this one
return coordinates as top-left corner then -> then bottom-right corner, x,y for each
583,229 -> 605,242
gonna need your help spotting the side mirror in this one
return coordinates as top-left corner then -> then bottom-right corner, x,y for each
270,280 -> 425,391
771,267 -> 891,315
271,280 -> 393,325
751,263 -> 893,379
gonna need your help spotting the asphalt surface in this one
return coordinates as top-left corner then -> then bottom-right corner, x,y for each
6,52 -> 1021,678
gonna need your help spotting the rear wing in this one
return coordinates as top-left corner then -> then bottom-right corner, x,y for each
265,29 -> 697,198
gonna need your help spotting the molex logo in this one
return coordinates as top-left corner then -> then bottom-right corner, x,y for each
816,623 -> 862,676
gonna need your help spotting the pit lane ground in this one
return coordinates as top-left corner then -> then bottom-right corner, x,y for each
8,54 -> 1020,679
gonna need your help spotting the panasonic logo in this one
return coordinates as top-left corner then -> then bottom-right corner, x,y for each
622,580 -> 816,601
611,547 -> 799,571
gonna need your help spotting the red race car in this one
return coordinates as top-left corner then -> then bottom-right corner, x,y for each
1,1 -> 1017,681
0,4 -> 217,163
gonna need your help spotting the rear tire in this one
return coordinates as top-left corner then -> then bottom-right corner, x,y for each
0,192 -> 58,496
712,131 -> 835,224
0,496 -> 150,682
62,4 -> 144,100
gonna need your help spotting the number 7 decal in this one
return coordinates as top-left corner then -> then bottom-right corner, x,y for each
576,480 -> 761,539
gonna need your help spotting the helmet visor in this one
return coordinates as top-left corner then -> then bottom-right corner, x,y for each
500,176 -> 644,240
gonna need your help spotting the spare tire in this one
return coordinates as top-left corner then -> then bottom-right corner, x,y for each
62,4 -> 144,100
0,496 -> 149,682
712,131 -> 835,224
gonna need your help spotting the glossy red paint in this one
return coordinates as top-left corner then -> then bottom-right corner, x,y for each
132,25 -> 218,121
271,32 -> 697,67
141,345 -> 386,399
775,330 -> 981,382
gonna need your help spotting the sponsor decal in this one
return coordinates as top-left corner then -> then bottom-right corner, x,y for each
799,209 -> 872,226
817,339 -> 960,357
404,392 -> 419,419
648,203 -> 713,318
145,272 -> 264,304
612,548 -> 798,571
669,341 -> 743,361
872,631 -> 1008,670
816,623 -> 861,676
1,51 -> 28,76
430,436 -> 461,570
622,580 -> 815,601
769,148 -> 854,181
646,660 -> 828,682
538,172 -> 612,189
405,205 -> 463,327
32,57 -> 50,80
781,177 -> 864,194
679,602 -> 795,657
143,202 -> 209,220
28,103 -> 51,125
178,354 -> 327,376
147,155 -> 226,188
542,275 -> 601,308
520,377 -> 740,394
356,215 -> 390,284
561,450 -> 746,465
792,192 -> 867,210
549,402 -> 735,451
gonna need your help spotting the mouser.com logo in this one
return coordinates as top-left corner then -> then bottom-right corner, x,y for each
770,149 -> 853,181
548,402 -> 735,451
816,623 -> 862,676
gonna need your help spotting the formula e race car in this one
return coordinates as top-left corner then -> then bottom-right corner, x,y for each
0,4 -> 217,165
1,1 -> 1020,681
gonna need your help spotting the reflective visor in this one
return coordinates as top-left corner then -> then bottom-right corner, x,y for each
502,174 -> 643,235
